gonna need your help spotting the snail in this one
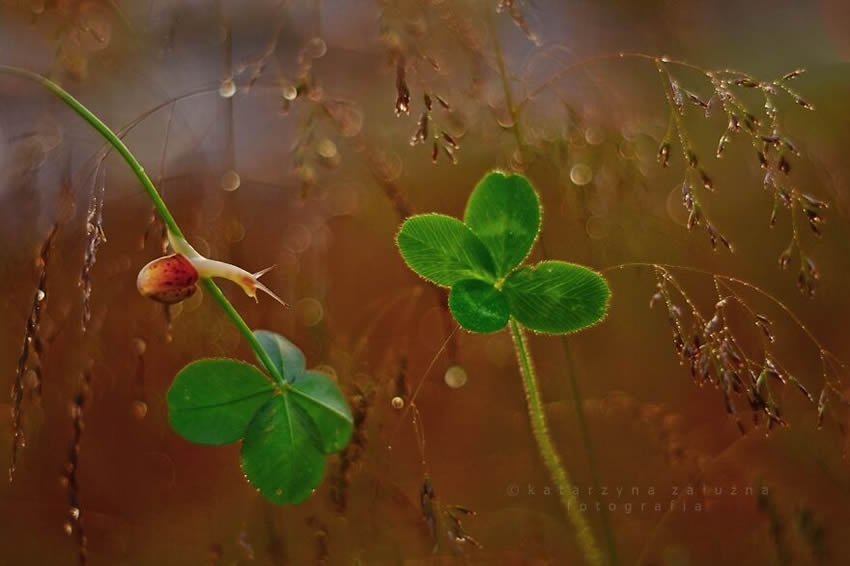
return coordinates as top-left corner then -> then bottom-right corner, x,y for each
137,231 -> 287,307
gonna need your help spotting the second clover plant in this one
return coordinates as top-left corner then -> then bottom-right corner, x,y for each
397,171 -> 610,335
396,171 -> 611,566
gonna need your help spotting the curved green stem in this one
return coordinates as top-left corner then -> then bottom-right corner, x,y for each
0,64 -> 286,388
509,318 -> 603,566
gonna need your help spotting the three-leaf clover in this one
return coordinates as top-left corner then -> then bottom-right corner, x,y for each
167,330 -> 353,504
396,171 -> 610,334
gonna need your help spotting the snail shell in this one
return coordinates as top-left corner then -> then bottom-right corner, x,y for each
136,253 -> 199,304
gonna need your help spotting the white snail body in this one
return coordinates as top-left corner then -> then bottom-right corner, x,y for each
136,231 -> 287,307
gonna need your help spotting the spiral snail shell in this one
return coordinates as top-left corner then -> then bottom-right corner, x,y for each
137,253 -> 199,304
136,231 -> 287,307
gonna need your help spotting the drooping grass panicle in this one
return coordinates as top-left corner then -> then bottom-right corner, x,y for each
80,164 -> 106,333
9,223 -> 57,482
62,368 -> 92,566
515,52 -> 829,293
608,263 -> 848,437
378,0 -> 468,164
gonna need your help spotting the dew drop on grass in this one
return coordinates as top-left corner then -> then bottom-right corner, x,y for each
391,396 -> 404,410
218,78 -> 237,98
221,170 -> 241,191
570,163 -> 593,186
444,365 -> 468,389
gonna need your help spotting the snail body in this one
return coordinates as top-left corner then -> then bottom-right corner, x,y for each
136,231 -> 287,307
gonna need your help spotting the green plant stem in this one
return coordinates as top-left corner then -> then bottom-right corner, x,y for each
487,17 -> 619,566
509,318 -> 602,566
0,64 -> 286,388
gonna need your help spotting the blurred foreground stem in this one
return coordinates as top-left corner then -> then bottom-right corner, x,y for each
0,64 -> 285,387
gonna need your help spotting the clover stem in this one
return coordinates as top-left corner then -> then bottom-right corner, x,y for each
0,65 -> 286,388
488,15 -> 618,565
509,318 -> 603,566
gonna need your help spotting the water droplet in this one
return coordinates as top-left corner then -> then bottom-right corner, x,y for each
444,365 -> 468,389
23,369 -> 39,389
666,184 -> 689,227
585,216 -> 610,240
296,298 -> 324,327
282,85 -> 298,101
218,78 -> 237,98
585,126 -> 605,146
391,396 -> 404,410
36,289 -> 45,302
133,338 -> 146,356
274,488 -> 283,496
221,170 -> 241,192
305,37 -> 327,59
132,400 -> 148,419
69,507 -> 80,519
316,138 -> 338,159
569,163 -> 593,186
63,522 -> 73,535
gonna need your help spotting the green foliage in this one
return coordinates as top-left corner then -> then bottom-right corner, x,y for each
167,331 -> 353,505
463,172 -> 540,276
254,329 -> 305,383
449,278 -> 510,333
396,214 -> 496,285
503,261 -> 611,334
167,359 -> 276,445
396,171 -> 610,334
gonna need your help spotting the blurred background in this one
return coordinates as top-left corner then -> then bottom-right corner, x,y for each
1,1 -> 850,564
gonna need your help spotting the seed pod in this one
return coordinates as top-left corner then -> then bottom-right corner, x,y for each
136,253 -> 198,304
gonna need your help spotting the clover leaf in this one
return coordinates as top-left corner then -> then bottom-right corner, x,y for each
167,331 -> 353,504
396,171 -> 610,334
